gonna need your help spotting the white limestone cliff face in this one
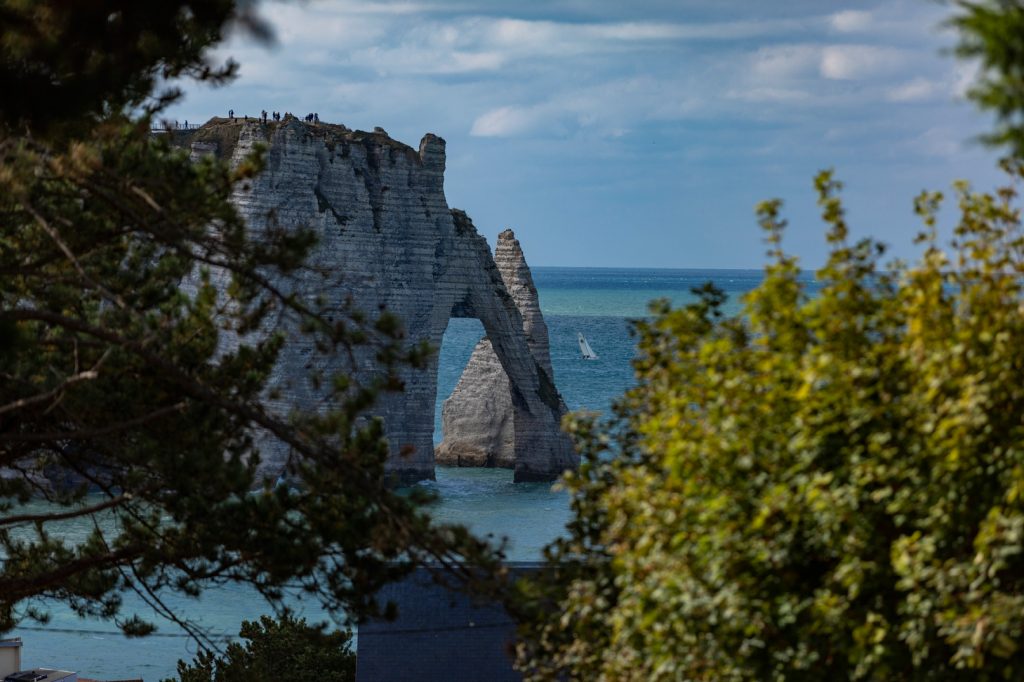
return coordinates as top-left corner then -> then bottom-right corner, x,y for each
436,230 -> 565,468
190,118 -> 575,484
495,229 -> 553,378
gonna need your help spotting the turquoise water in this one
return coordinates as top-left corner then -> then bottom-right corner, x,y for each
10,267 -> 794,679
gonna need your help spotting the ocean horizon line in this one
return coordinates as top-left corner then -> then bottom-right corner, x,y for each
532,265 -> 768,272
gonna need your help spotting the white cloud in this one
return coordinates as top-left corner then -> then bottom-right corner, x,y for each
359,45 -> 505,75
751,45 -> 820,81
820,45 -> 905,80
952,61 -> 980,98
727,87 -> 812,103
592,21 -> 703,41
237,10 -> 823,82
483,16 -> 810,51
258,4 -> 389,47
887,77 -> 938,102
470,106 -> 539,136
912,126 -> 961,157
342,1 -> 440,15
829,10 -> 872,33
733,39 -> 938,112
468,75 -> 699,138
589,18 -> 808,42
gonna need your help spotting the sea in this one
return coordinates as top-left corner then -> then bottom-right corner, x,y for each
9,267 -> 804,680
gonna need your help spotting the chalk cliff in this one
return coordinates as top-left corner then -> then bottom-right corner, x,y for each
436,230 -> 564,467
188,118 -> 575,484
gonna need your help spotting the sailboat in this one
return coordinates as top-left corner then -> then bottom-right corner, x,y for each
578,332 -> 599,360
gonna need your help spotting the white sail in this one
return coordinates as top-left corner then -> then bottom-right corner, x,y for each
578,332 -> 598,360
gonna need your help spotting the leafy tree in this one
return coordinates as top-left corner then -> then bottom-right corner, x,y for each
953,0 -> 1024,157
169,612 -> 355,682
515,2 -> 1024,679
0,0 -> 496,642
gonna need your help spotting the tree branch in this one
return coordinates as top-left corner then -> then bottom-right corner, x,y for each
0,401 -> 187,443
0,348 -> 111,417
23,203 -> 127,311
0,494 -> 129,528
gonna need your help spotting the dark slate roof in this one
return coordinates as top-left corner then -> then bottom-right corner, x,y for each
356,564 -> 541,682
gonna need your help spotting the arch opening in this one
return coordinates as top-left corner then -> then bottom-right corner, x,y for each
433,317 -> 485,451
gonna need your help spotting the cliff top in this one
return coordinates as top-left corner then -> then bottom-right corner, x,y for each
172,116 -> 436,162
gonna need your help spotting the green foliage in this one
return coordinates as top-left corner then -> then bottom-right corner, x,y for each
0,0 -> 267,138
169,613 -> 355,682
512,4 -> 1024,679
953,0 -> 1024,157
0,0 -> 499,642
517,163 -> 1024,680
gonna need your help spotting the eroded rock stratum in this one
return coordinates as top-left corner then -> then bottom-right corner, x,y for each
189,118 -> 576,484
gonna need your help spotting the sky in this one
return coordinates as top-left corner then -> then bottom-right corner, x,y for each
168,0 -> 1005,269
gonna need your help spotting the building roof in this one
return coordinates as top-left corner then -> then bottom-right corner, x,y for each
356,564 -> 542,682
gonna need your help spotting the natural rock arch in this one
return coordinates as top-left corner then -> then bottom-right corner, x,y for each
189,118 -> 576,484
436,229 -> 565,469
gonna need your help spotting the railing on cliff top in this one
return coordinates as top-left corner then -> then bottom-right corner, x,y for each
151,122 -> 202,133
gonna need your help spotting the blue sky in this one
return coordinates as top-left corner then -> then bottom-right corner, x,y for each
168,0 -> 1004,268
